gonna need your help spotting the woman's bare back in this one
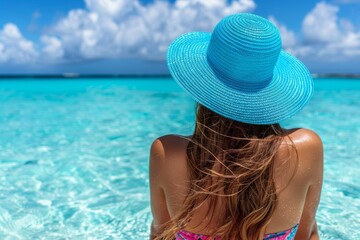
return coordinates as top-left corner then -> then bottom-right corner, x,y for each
150,128 -> 323,239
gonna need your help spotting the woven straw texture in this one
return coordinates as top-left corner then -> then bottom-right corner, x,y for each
167,13 -> 313,124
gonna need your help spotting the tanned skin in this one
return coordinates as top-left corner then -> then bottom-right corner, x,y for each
150,128 -> 323,239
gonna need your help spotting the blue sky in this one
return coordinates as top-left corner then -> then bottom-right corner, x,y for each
0,0 -> 359,74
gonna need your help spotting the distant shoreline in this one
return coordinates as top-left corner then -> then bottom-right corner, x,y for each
0,74 -> 359,79
311,74 -> 360,79
0,74 -> 172,79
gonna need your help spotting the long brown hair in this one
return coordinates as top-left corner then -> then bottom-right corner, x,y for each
156,103 -> 290,240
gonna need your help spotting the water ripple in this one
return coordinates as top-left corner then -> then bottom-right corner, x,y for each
0,81 -> 358,239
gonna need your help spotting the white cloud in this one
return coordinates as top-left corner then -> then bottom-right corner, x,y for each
41,35 -> 64,61
85,0 -> 135,19
268,16 -> 297,48
0,43 -> 5,62
269,2 -> 360,61
3,23 -> 22,38
269,16 -> 314,57
302,2 -> 341,43
302,2 -> 360,59
0,23 -> 38,64
42,0 -> 256,61
2,0 -> 358,68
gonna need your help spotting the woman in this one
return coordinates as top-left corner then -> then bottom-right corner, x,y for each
150,13 -> 323,240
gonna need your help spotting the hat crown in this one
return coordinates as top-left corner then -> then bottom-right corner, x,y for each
207,13 -> 282,85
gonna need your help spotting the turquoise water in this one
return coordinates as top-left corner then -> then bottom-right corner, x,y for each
0,78 -> 359,239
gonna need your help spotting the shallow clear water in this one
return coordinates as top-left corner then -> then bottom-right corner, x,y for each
0,78 -> 359,239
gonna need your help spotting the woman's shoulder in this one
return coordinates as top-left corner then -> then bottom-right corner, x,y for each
149,135 -> 190,188
283,128 -> 323,153
151,134 -> 190,153
150,134 -> 190,166
157,134 -> 191,144
284,127 -> 321,141
280,128 -> 324,183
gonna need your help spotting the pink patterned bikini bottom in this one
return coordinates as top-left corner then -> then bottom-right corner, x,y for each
176,224 -> 299,240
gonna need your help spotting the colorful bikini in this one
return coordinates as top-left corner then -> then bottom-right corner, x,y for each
176,224 -> 299,240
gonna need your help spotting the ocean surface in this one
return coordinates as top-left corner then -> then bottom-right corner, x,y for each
0,78 -> 359,239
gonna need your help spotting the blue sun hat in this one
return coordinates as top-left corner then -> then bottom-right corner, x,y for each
167,13 -> 313,125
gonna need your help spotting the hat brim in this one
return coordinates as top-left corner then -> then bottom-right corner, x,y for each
167,32 -> 314,125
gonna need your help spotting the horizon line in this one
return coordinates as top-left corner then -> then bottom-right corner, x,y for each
0,73 -> 359,79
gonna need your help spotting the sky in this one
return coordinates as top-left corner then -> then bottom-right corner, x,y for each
0,0 -> 359,74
